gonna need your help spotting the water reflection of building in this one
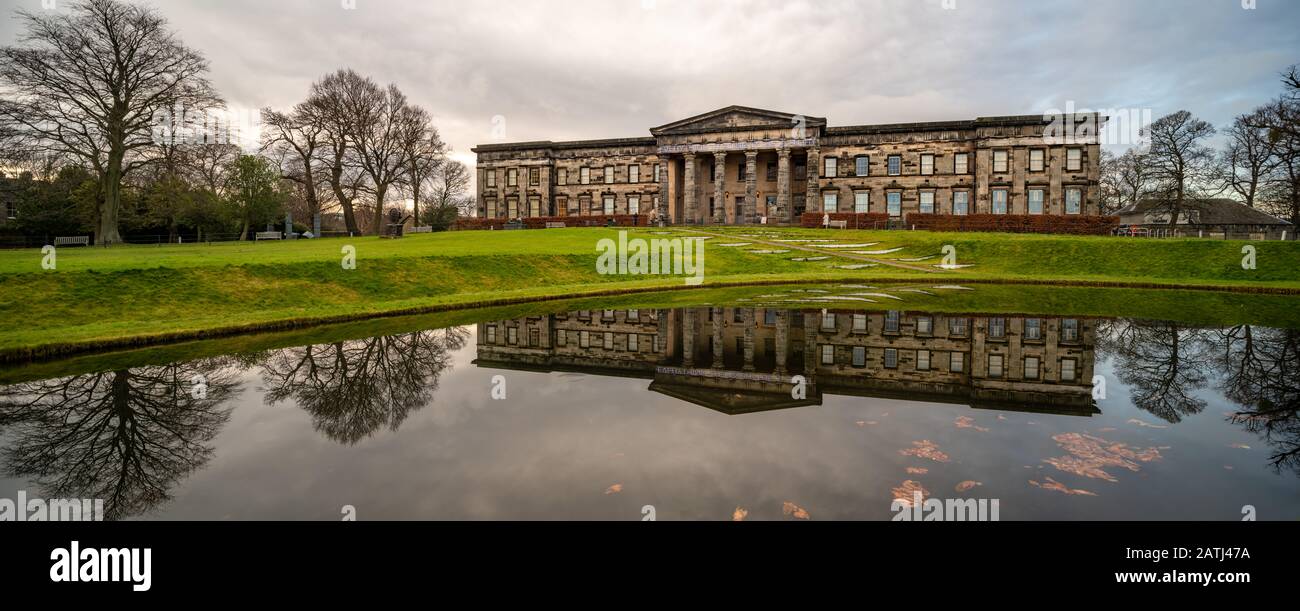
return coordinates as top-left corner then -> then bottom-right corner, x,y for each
475,307 -> 1098,416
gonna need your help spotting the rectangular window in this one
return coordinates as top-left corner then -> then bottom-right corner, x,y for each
823,156 -> 837,178
988,354 -> 1004,379
1062,319 -> 1079,342
1024,356 -> 1040,380
992,150 -> 1008,173
989,317 -> 1006,339
822,312 -> 836,330
654,164 -> 662,183
992,188 -> 1008,214
628,164 -> 639,183
920,154 -> 935,176
949,317 -> 968,336
1025,318 -> 1042,340
528,196 -> 541,217
953,191 -> 969,215
766,163 -> 777,182
579,330 -> 590,348
507,326 -> 518,345
887,192 -> 902,217
1061,358 -> 1077,382
885,310 -> 900,333
603,195 -> 615,215
603,309 -> 615,321
507,168 -> 518,186
486,325 -> 496,343
917,316 -> 933,335
854,192 -> 869,214
954,153 -> 969,174
852,314 -> 867,332
1029,149 -> 1045,172
919,191 -> 935,214
1066,148 -> 1082,172
486,170 -> 496,188
855,156 -> 870,176
888,155 -> 901,176
764,309 -> 776,325
485,198 -> 498,218
823,192 -> 838,213
627,333 -> 639,352
529,167 -> 540,186
507,197 -> 519,218
628,196 -> 640,215
852,346 -> 866,368
580,167 -> 590,185
884,348 -> 898,369
556,330 -> 567,347
579,196 -> 592,213
917,349 -> 931,371
1028,188 -> 1044,215
603,332 -> 614,350
950,352 -> 965,373
628,309 -> 639,321
1065,188 -> 1082,214
558,168 -> 568,186
795,161 -> 807,180
557,197 -> 569,216
604,166 -> 614,184
821,344 -> 835,365
734,308 -> 745,323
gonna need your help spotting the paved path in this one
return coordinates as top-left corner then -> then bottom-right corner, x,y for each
680,228 -> 945,274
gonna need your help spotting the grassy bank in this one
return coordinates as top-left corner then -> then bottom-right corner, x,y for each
0,226 -> 1298,358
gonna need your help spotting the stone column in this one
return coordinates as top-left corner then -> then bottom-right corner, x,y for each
744,151 -> 758,225
711,307 -> 724,368
777,149 -> 792,224
683,152 -> 697,225
806,148 -> 821,213
712,151 -> 726,225
658,155 -> 671,224
775,310 -> 789,376
742,308 -> 755,372
655,308 -> 669,361
683,308 -> 696,367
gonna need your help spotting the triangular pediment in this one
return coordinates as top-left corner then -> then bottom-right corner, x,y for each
650,105 -> 826,136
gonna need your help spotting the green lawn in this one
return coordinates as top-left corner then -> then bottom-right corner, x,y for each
1,226 -> 1297,359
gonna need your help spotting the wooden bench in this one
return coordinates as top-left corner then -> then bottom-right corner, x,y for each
254,231 -> 282,241
408,226 -> 432,234
827,220 -> 848,229
53,236 -> 90,247
545,222 -> 566,229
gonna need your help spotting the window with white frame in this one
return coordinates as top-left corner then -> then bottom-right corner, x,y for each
988,354 -> 1004,378
821,344 -> 835,364
1066,148 -> 1082,171
888,155 -> 901,176
486,325 -> 496,343
1028,188 -> 1044,215
823,191 -> 838,213
917,349 -> 931,371
919,191 -> 935,214
917,316 -> 933,335
604,166 -> 614,184
1062,318 -> 1079,342
628,164 -> 639,183
1061,358 -> 1077,381
989,317 -> 1006,339
949,317 -> 968,336
627,333 -> 639,352
486,170 -> 496,187
950,352 -> 965,373
603,195 -> 615,215
992,150 -> 1009,173
885,310 -> 900,333
556,330 -> 567,347
507,326 -> 518,345
1024,356 -> 1040,380
884,348 -> 898,369
1025,318 -> 1042,340
822,312 -> 836,330
580,167 -> 590,185
654,164 -> 661,183
1029,149 -> 1045,172
920,154 -> 935,176
529,167 -> 539,186
953,191 -> 969,215
823,156 -> 837,178
558,168 -> 567,185
852,346 -> 866,368
1065,188 -> 1082,214
603,332 -> 614,350
887,192 -> 902,217
954,152 -> 969,174
579,330 -> 590,347
529,196 -> 541,217
852,313 -> 867,332
485,198 -> 498,218
628,196 -> 639,215
992,188 -> 1008,214
854,191 -> 869,213
855,156 -> 869,176
507,168 -> 518,186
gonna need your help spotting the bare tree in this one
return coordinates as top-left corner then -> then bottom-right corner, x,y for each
1099,148 -> 1151,213
348,82 -> 431,235
261,105 -> 326,235
1140,111 -> 1218,227
1219,110 -> 1278,208
304,69 -> 371,235
0,0 -> 220,245
401,129 -> 449,227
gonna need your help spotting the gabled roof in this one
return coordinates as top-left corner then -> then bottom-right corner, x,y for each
650,105 -> 826,136
1117,198 -> 1293,226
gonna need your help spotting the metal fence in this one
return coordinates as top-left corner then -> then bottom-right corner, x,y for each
0,230 -> 362,250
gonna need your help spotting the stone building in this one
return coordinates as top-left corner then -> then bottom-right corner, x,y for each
472,106 -> 1105,224
475,306 -> 1098,416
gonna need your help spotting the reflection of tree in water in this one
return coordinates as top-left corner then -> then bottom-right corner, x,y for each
0,358 -> 239,520
1215,325 -> 1300,474
1098,320 -> 1213,423
258,328 -> 469,445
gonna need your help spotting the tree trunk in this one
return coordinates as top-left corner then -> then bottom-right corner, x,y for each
239,218 -> 249,241
372,184 -> 388,235
97,150 -> 125,246
330,158 -> 359,235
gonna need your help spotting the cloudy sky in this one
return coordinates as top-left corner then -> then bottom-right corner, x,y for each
3,0 -> 1299,171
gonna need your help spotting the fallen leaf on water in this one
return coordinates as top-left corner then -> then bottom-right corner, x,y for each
954,416 -> 989,432
956,480 -> 983,493
1229,443 -> 1251,450
1043,433 -> 1162,482
605,484 -> 623,495
1127,418 -> 1168,429
900,440 -> 951,463
891,480 -> 930,508
782,501 -> 810,520
732,507 -> 748,521
1030,477 -> 1097,496
905,467 -> 929,475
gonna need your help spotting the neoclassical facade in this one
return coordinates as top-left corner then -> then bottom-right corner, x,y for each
472,106 -> 1104,224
